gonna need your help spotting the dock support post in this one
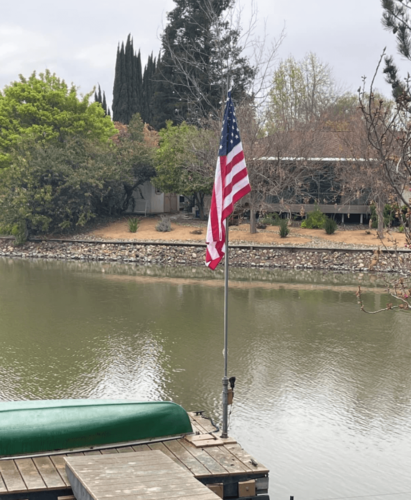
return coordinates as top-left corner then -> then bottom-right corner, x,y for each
360,213 -> 363,224
342,214 -> 345,224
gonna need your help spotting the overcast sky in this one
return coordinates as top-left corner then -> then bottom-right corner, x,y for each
1,0 -> 409,108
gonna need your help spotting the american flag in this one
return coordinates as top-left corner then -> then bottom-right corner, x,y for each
206,91 -> 251,270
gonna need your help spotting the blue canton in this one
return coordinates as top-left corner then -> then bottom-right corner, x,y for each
219,91 -> 241,157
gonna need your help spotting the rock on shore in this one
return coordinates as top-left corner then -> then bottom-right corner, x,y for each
0,239 -> 410,273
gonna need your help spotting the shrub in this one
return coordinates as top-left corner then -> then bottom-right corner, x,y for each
128,218 -> 139,233
301,208 -> 327,229
370,203 -> 394,229
279,219 -> 289,238
11,222 -> 28,246
398,225 -> 405,233
324,217 -> 337,235
156,216 -> 172,232
261,213 -> 281,226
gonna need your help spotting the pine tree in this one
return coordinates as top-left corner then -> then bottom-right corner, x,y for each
382,0 -> 411,98
151,0 -> 255,129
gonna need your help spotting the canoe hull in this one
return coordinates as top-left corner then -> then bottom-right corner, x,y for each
0,400 -> 193,457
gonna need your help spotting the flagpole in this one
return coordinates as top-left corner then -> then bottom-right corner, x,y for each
222,221 -> 229,438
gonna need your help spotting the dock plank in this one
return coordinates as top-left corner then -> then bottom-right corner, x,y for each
203,445 -> 250,475
188,413 -> 218,434
32,456 -> 66,488
178,439 -> 228,476
164,440 -> 210,476
15,458 -> 47,490
147,442 -> 184,468
0,460 -> 26,492
224,443 -> 269,474
0,473 -> 7,493
50,456 -> 70,486
99,448 -> 118,455
132,444 -> 151,452
116,446 -> 135,453
65,451 -> 220,500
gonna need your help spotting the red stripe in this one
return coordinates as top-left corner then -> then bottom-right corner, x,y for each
205,145 -> 251,270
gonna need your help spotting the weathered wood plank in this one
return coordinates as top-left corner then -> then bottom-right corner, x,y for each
132,444 -> 151,452
203,445 -> 250,475
0,460 -> 27,492
89,480 -> 210,495
99,448 -> 118,455
178,439 -> 228,476
224,443 -> 269,473
15,458 -> 46,490
32,457 -> 65,488
0,471 -> 8,492
147,442 -> 184,468
164,440 -> 210,476
81,472 -> 190,487
95,490 -> 218,499
50,456 -> 70,486
65,451 -> 219,500
116,446 -> 135,453
188,413 -> 218,434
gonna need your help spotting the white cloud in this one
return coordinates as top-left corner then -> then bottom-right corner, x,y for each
75,43 -> 117,70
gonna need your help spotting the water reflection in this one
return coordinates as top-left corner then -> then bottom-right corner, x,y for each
1,258 -> 411,499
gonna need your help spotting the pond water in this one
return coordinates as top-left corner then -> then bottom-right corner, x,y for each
1,258 -> 411,500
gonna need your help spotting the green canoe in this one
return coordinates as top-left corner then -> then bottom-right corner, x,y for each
0,399 -> 193,457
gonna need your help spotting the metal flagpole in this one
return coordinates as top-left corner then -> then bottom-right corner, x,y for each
222,221 -> 229,438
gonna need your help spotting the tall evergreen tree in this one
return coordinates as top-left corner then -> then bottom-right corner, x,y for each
112,36 -> 144,124
381,0 -> 411,98
151,0 -> 255,129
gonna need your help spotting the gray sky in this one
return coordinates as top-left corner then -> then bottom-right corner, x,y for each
1,0 -> 409,108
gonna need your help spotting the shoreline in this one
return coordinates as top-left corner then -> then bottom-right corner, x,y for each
1,238 -> 410,273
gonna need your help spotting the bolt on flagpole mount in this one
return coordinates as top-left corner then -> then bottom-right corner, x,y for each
221,220 -> 229,439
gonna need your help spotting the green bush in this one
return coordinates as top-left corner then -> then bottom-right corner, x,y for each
128,218 -> 139,233
279,219 -> 289,238
260,213 -> 281,226
11,222 -> 28,246
398,225 -> 405,233
156,216 -> 172,232
301,208 -> 327,229
324,217 -> 337,235
370,203 -> 394,229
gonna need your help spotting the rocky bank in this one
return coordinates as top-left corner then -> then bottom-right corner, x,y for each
1,238 -> 410,273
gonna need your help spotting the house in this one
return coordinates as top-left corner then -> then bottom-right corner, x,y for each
125,181 -> 179,215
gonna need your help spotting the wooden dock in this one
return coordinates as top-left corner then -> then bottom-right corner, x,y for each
0,413 -> 269,500
65,450 -> 220,500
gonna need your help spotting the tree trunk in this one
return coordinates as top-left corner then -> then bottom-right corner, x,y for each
250,207 -> 257,234
377,198 -> 385,240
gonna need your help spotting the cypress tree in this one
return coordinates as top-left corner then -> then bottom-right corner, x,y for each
112,35 -> 144,124
112,44 -> 122,122
102,92 -> 107,115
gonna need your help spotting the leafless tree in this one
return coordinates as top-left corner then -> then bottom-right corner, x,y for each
356,52 -> 411,243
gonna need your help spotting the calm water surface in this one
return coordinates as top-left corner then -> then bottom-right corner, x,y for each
1,259 -> 411,500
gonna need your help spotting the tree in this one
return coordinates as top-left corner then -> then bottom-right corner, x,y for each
94,83 -> 110,116
112,114 -> 158,212
0,70 -> 116,169
153,121 -> 214,219
265,53 -> 350,132
152,0 -> 276,129
381,0 -> 411,98
112,36 -> 145,124
0,136 -> 123,239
